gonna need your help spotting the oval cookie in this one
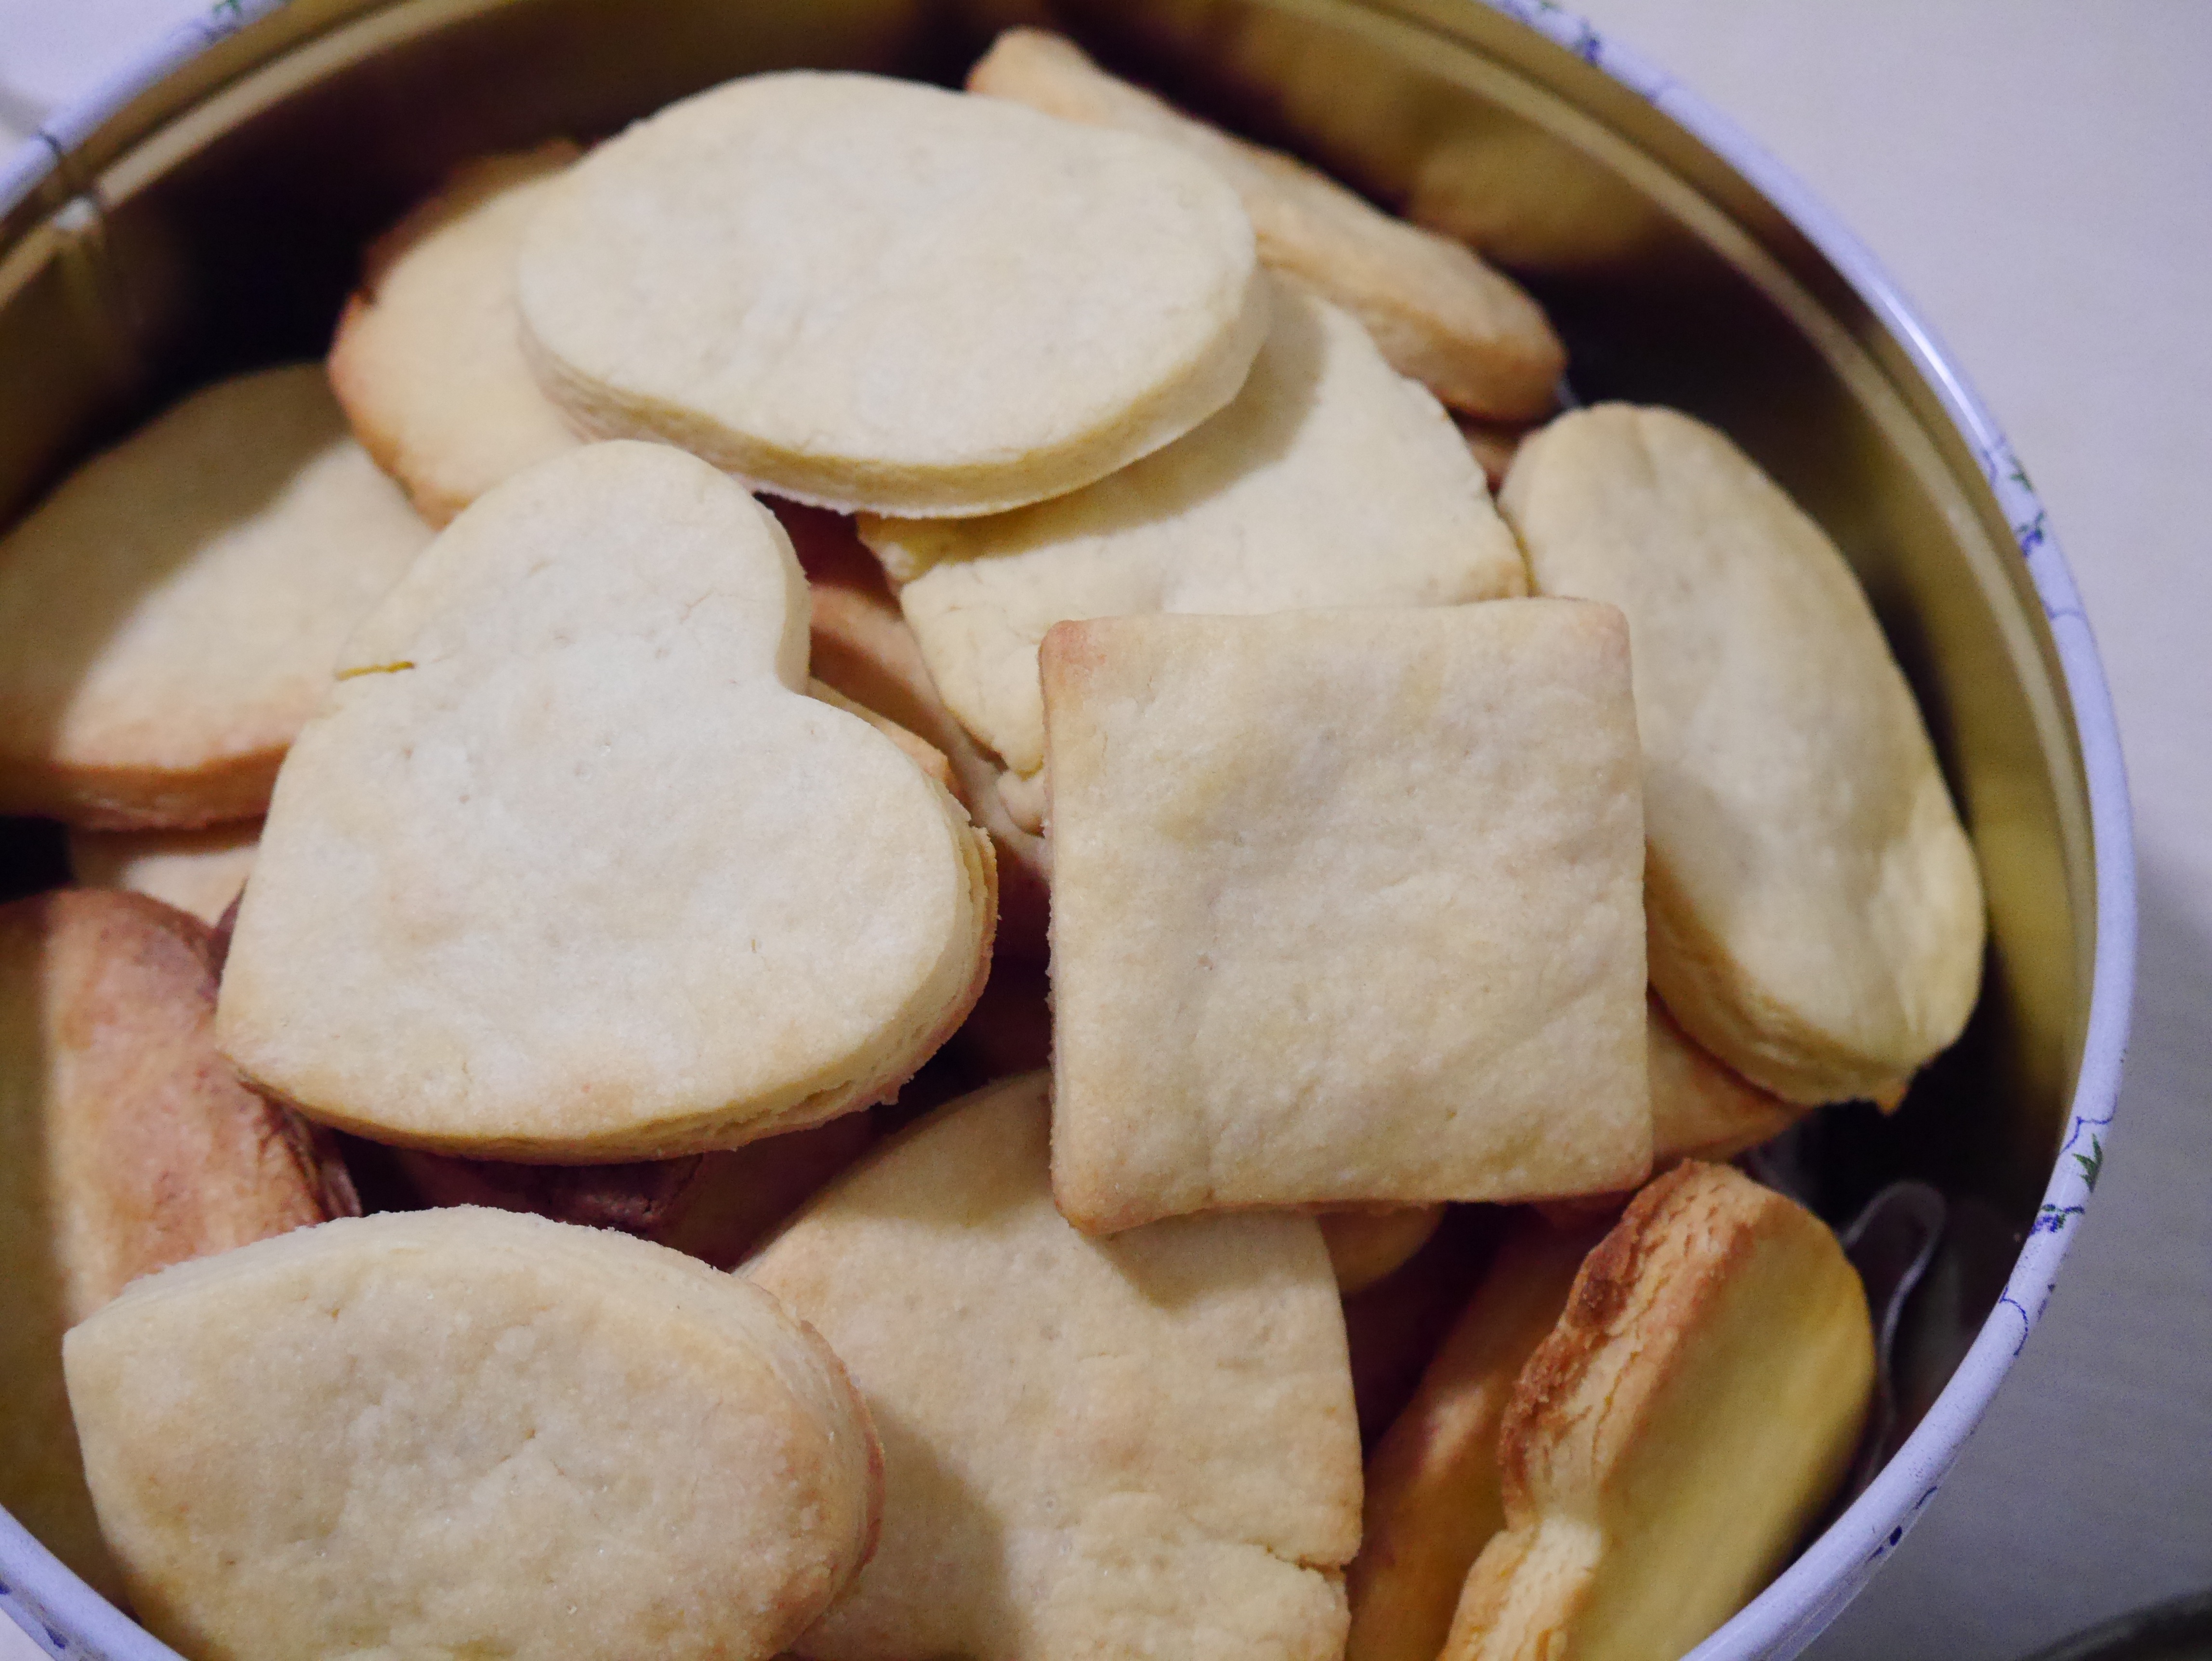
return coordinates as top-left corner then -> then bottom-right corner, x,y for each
65,1207 -> 881,1661
1500,404 -> 1984,1104
216,441 -> 995,1160
0,365 -> 434,828
517,71 -> 1267,516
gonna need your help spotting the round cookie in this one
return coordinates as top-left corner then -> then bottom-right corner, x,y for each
0,365 -> 434,827
65,1207 -> 881,1661
517,71 -> 1268,516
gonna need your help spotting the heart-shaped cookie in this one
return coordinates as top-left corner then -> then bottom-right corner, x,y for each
216,440 -> 995,1160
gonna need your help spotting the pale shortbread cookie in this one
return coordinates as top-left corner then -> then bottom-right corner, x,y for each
66,821 -> 260,925
969,30 -> 1564,421
1500,405 -> 1985,1104
865,280 -> 1527,783
750,1074 -> 1358,1661
217,441 -> 995,1160
1648,993 -> 1799,1163
779,501 -> 1050,958
0,890 -> 352,1599
1445,1163 -> 1873,1661
329,143 -> 586,526
1043,605 -> 1650,1234
0,365 -> 434,827
1319,1205 -> 1446,1296
518,71 -> 1267,517
1345,1214 -> 1597,1661
808,679 -> 955,794
66,1208 -> 881,1661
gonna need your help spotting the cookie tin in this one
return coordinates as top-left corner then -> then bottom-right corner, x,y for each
0,0 -> 2133,1657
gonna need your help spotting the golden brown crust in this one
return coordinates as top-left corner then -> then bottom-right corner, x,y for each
1345,1213 -> 1600,1661
1450,1163 -> 1874,1661
1044,605 -> 1650,1232
25,889 -> 356,1319
0,887 -> 353,1598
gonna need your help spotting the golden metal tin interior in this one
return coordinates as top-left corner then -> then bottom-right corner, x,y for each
0,0 -> 2087,1376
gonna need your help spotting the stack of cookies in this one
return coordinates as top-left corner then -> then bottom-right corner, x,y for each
0,30 -> 1984,1661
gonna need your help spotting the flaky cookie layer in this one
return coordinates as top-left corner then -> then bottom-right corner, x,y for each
1446,1163 -> 1873,1661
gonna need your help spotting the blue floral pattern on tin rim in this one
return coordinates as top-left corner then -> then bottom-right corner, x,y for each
1455,4 -> 2136,1659
0,1 -> 2138,1658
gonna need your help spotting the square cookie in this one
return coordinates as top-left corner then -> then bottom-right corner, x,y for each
1043,602 -> 1649,1233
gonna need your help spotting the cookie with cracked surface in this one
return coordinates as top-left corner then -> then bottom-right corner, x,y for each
0,889 -> 353,1599
0,365 -> 433,827
65,1207 -> 881,1661
749,1072 -> 1360,1661
329,143 -> 587,526
1500,404 -> 1984,1104
217,440 -> 995,1160
969,29 -> 1563,421
1043,604 -> 1649,1233
518,71 -> 1266,516
1443,1162 -> 1873,1661
864,279 -> 1525,789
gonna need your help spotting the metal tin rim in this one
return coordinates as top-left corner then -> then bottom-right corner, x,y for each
1467,7 -> 2137,1656
0,3 -> 2140,1659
